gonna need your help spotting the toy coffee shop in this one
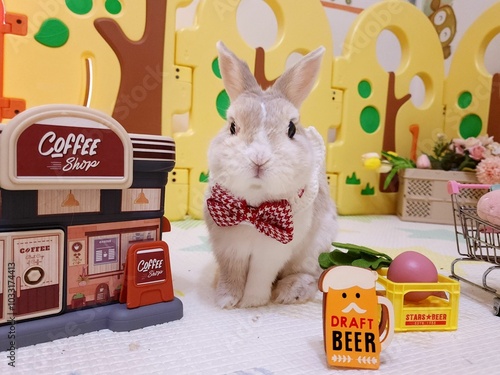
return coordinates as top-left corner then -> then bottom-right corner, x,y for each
0,104 -> 182,347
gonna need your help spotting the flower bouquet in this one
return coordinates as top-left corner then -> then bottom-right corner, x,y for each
363,134 -> 500,189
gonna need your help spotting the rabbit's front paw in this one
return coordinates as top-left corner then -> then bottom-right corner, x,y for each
273,273 -> 317,304
215,282 -> 243,309
238,292 -> 271,308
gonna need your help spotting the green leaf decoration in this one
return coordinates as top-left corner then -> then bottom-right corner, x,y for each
34,18 -> 70,48
212,57 -> 222,78
66,0 -> 93,15
380,151 -> 416,189
319,242 -> 392,270
361,183 -> 375,195
318,252 -> 332,269
332,242 -> 392,259
105,0 -> 122,15
345,172 -> 361,185
216,90 -> 230,120
319,250 -> 357,269
199,171 -> 209,183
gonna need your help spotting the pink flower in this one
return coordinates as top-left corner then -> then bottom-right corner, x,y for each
451,139 -> 465,155
416,154 -> 431,169
477,134 -> 494,147
476,157 -> 500,184
463,137 -> 481,149
468,144 -> 486,161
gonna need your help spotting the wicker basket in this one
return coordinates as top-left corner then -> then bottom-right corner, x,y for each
397,169 -> 483,225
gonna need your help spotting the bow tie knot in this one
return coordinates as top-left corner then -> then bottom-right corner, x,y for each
207,184 -> 294,244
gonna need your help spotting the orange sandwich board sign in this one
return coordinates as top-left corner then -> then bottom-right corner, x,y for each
318,266 -> 395,370
120,241 -> 174,309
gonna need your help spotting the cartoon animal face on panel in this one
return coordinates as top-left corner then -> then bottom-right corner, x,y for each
332,285 -> 378,320
320,266 -> 379,321
428,0 -> 457,58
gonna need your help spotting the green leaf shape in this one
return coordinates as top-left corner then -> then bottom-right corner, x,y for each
319,250 -> 358,269
216,90 -> 230,120
105,0 -> 122,15
361,184 -> 375,195
66,0 -> 93,15
318,252 -> 332,269
34,18 -> 70,48
199,171 -> 209,183
332,242 -> 391,259
380,151 -> 416,190
212,57 -> 221,78
352,257 -> 391,269
345,172 -> 361,185
319,242 -> 392,270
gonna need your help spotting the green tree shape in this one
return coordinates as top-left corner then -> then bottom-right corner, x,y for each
358,80 -> 381,134
456,91 -> 482,138
361,183 -> 375,196
345,172 -> 361,185
357,73 -> 411,195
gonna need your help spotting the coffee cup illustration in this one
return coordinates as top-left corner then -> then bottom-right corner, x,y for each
319,265 -> 395,370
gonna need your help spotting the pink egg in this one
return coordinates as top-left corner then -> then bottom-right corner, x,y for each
387,251 -> 438,302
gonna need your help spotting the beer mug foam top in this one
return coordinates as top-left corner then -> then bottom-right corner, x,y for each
319,266 -> 395,370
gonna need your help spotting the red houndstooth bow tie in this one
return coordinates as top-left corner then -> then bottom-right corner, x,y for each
206,184 -> 294,244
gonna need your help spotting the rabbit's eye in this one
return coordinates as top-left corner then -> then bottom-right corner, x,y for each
230,122 -> 237,135
288,121 -> 296,139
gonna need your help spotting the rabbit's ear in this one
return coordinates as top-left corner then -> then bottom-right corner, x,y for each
272,46 -> 325,108
217,41 -> 261,101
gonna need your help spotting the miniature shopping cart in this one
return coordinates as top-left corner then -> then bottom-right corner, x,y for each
448,180 -> 500,316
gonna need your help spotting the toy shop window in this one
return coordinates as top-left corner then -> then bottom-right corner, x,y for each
86,226 -> 158,277
38,189 -> 100,215
120,229 -> 157,269
88,233 -> 121,275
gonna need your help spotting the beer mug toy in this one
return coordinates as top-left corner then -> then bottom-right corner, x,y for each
318,266 -> 395,370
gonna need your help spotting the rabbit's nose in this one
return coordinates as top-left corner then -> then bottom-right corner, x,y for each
249,146 -> 271,166
252,157 -> 269,168
250,153 -> 271,177
252,154 -> 269,166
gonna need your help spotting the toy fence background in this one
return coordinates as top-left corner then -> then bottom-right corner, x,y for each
1,0 -> 500,220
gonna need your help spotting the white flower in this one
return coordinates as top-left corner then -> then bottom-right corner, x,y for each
477,134 -> 494,146
361,152 -> 381,162
378,160 -> 393,173
361,152 -> 393,173
436,133 -> 447,142
486,142 -> 500,156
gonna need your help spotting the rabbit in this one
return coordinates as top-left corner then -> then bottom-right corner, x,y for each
203,41 -> 338,308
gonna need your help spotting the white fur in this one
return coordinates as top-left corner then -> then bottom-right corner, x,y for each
204,41 -> 338,308
260,102 -> 267,119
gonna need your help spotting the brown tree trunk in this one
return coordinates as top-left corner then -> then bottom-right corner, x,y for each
487,73 -> 500,141
379,72 -> 411,192
383,72 -> 411,151
254,47 -> 276,90
94,0 -> 166,135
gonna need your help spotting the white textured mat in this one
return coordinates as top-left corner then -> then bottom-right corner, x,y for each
2,216 -> 500,375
